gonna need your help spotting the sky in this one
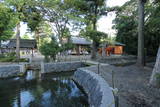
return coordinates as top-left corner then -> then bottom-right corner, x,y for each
97,0 -> 129,37
20,0 -> 129,37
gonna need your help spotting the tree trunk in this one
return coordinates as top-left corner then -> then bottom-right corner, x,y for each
91,4 -> 98,60
16,22 -> 20,61
137,0 -> 145,66
150,46 -> 160,87
102,43 -> 106,57
35,30 -> 40,50
0,40 -> 2,54
91,18 -> 97,59
91,41 -> 97,59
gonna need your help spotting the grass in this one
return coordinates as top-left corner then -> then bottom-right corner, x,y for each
0,52 -> 29,62
155,73 -> 160,85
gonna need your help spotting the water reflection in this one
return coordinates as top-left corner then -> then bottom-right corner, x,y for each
0,71 -> 88,107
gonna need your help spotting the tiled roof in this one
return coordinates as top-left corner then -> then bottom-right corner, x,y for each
6,39 -> 37,48
71,37 -> 92,45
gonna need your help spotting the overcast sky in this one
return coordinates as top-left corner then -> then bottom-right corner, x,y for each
97,0 -> 129,37
20,0 -> 129,37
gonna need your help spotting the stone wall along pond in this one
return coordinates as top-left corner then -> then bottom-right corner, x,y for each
0,64 -> 25,78
42,61 -> 85,73
73,68 -> 115,107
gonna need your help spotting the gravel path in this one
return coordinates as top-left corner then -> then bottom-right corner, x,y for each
85,64 -> 160,107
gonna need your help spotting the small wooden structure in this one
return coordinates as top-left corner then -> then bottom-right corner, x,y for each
62,37 -> 92,55
6,39 -> 37,56
71,37 -> 92,55
99,42 -> 125,56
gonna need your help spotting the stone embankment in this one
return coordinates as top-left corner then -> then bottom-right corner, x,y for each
0,64 -> 25,78
73,68 -> 115,107
42,61 -> 85,73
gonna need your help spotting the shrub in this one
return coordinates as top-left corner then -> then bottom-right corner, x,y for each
0,54 -> 5,58
0,52 -> 28,62
6,52 -> 16,57
39,37 -> 60,61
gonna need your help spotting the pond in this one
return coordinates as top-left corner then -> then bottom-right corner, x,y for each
0,70 -> 89,107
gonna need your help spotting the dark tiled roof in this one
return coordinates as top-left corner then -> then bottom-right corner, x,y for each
6,39 -> 37,48
71,37 -> 92,45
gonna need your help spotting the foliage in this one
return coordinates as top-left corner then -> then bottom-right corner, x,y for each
155,73 -> 160,86
40,0 -> 74,44
0,3 -> 17,41
34,22 -> 53,48
0,52 -> 28,62
74,0 -> 107,59
145,1 -> 160,56
4,0 -> 32,60
24,3 -> 43,32
113,0 -> 160,56
81,30 -> 108,46
73,0 -> 106,29
21,34 -> 31,39
39,37 -> 60,61
0,57 -> 16,62
60,43 -> 75,52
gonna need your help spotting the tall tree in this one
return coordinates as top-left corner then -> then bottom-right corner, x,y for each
0,3 -> 16,53
137,0 -> 147,66
114,0 -> 160,56
150,46 -> 160,87
25,1 -> 43,49
40,0 -> 74,45
75,0 -> 106,59
88,0 -> 106,59
5,0 -> 37,60
5,0 -> 27,61
113,0 -> 138,55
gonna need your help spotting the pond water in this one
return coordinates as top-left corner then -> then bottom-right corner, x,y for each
0,71 -> 88,107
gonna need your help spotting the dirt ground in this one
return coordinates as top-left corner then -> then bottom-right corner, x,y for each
85,64 -> 160,107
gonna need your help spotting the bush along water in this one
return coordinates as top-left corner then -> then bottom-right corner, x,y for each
0,52 -> 29,62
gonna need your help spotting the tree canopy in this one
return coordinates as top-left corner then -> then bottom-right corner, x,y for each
0,3 -> 16,41
113,0 -> 160,56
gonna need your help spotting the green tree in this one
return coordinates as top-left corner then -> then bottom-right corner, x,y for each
0,3 -> 16,51
113,0 -> 138,55
21,34 -> 31,39
145,1 -> 160,56
24,2 -> 43,48
74,0 -> 106,59
5,0 -> 27,61
81,30 -> 108,46
39,37 -> 60,61
41,0 -> 73,45
5,0 -> 39,60
113,0 -> 160,57
31,22 -> 53,49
